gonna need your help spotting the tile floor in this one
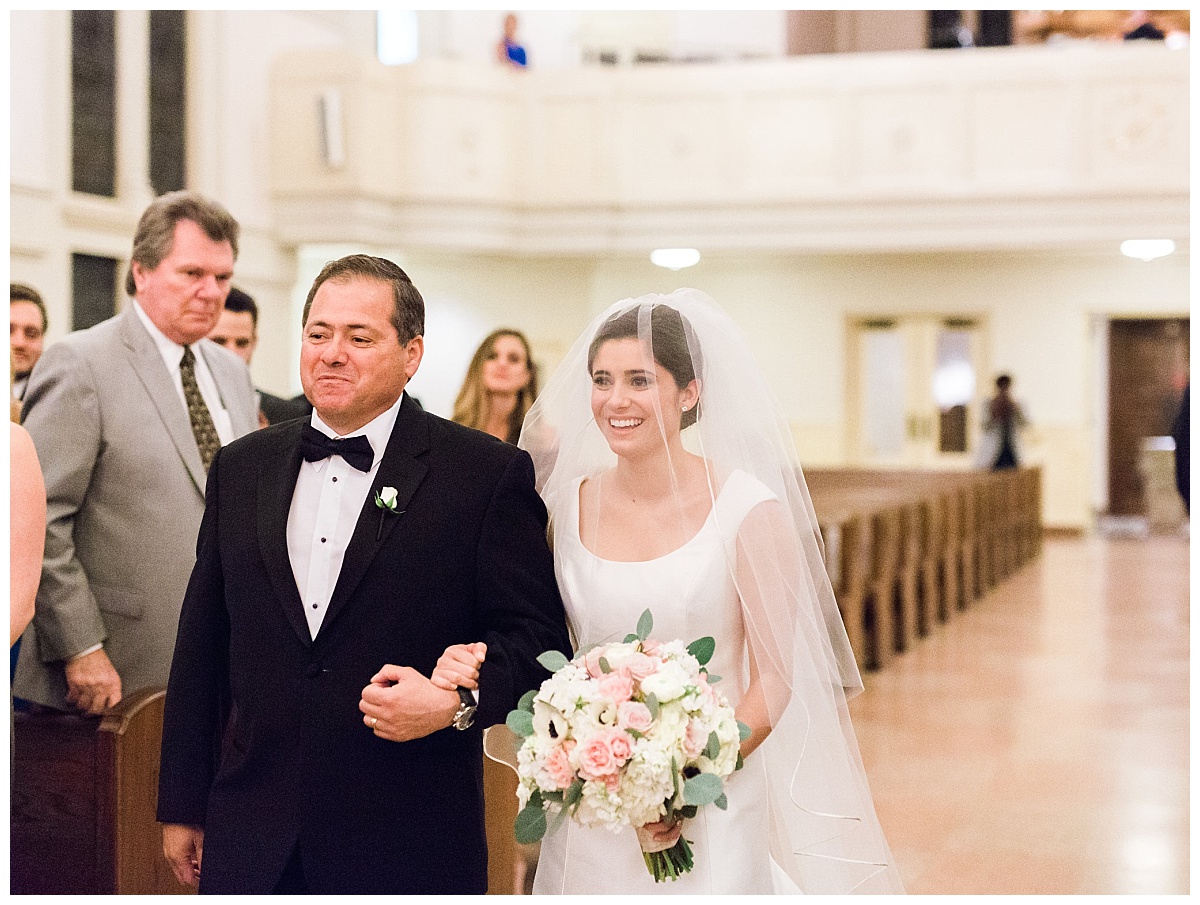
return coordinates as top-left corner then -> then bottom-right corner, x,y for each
848,534 -> 1190,895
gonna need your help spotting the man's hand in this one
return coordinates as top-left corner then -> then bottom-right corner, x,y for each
64,648 -> 122,715
163,823 -> 204,888
360,664 -> 459,742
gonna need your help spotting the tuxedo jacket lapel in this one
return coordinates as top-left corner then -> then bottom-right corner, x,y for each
256,423 -> 310,648
320,395 -> 429,637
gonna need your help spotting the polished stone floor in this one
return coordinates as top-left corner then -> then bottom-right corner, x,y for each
848,535 -> 1190,895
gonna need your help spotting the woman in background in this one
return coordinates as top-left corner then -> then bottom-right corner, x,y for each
452,329 -> 538,444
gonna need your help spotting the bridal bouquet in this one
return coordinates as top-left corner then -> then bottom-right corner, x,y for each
507,610 -> 749,882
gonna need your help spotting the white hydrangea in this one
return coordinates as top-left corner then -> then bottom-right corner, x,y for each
513,633 -> 743,844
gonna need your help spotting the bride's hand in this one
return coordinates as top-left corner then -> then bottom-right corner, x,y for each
431,642 -> 487,690
634,817 -> 682,853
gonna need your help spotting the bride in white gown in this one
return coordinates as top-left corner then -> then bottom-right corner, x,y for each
435,290 -> 904,894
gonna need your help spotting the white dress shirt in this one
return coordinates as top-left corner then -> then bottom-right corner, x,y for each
287,395 -> 404,638
131,299 -> 235,444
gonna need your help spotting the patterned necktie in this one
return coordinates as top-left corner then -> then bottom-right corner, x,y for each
180,345 -> 221,472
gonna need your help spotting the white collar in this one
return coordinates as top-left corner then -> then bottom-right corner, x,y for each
308,393 -> 405,471
130,297 -> 189,364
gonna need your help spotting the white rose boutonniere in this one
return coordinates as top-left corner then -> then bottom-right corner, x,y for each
374,485 -> 401,540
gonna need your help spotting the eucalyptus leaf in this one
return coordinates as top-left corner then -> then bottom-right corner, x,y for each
703,730 -> 721,761
736,750 -> 744,772
537,650 -> 570,673
645,693 -> 660,720
518,689 -> 537,713
687,636 -> 716,666
506,709 -> 534,737
549,805 -> 570,834
514,802 -> 548,844
714,793 -> 728,811
683,772 -> 724,807
636,609 -> 654,641
599,657 -> 612,674
623,633 -> 638,644
705,674 -> 722,684
564,779 -> 584,808
737,720 -> 752,742
680,804 -> 698,820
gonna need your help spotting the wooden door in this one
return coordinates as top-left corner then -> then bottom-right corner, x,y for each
1107,318 -> 1190,515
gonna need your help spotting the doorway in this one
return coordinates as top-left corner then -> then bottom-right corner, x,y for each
849,315 -> 986,468
1107,317 -> 1189,516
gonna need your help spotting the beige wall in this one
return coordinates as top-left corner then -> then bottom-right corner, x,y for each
283,247 -> 1186,531
9,11 -> 1189,533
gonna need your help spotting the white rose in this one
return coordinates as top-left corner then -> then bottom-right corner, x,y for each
640,663 -> 688,702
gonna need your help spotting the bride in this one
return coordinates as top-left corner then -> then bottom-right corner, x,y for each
434,290 -> 904,894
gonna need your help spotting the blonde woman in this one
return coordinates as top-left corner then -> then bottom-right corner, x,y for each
452,329 -> 538,444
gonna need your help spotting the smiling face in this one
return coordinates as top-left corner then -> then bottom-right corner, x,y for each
300,276 -> 423,435
482,333 -> 532,396
589,338 -> 699,460
131,219 -> 235,346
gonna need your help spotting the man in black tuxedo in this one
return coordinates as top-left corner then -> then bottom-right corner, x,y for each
157,254 -> 570,894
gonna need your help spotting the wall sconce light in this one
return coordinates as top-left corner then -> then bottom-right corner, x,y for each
650,248 -> 701,270
1120,239 -> 1175,261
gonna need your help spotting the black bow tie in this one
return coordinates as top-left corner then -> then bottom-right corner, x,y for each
300,424 -> 374,472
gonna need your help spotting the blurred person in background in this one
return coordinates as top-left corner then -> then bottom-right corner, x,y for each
11,283 -> 48,404
496,12 -> 528,68
209,286 -> 312,427
452,329 -> 538,444
978,373 -> 1028,471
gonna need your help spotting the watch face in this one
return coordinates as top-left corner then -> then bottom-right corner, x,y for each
454,706 -> 476,730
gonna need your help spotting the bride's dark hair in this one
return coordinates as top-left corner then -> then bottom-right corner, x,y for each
586,303 -> 703,428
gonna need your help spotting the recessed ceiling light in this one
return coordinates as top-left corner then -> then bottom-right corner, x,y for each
650,248 -> 701,270
1120,239 -> 1175,261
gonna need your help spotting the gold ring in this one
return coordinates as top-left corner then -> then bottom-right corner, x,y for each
371,716 -> 379,729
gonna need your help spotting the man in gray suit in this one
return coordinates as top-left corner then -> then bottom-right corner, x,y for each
14,191 -> 259,714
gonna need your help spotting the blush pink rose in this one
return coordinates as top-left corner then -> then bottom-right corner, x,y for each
623,652 -> 658,681
641,638 -> 663,656
684,720 -> 708,759
583,648 -> 606,679
617,701 -> 653,734
597,672 -> 634,703
607,730 -> 633,762
543,744 -> 575,789
578,729 -> 633,779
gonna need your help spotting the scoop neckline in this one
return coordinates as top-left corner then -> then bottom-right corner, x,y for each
570,473 -> 733,564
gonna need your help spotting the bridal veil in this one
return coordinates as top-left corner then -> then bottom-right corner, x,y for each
515,288 -> 904,893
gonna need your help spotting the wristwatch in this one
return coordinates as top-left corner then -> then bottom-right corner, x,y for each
451,686 -> 477,731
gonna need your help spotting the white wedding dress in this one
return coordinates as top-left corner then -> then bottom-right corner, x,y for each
532,469 -> 798,895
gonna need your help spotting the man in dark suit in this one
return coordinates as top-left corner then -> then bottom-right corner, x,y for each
208,286 -> 313,426
157,254 -> 570,894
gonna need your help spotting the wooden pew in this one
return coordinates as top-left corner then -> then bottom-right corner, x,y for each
805,467 -> 1042,671
11,688 -> 192,895
11,687 -> 535,897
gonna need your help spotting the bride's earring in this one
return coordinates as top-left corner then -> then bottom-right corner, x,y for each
681,405 -> 689,412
